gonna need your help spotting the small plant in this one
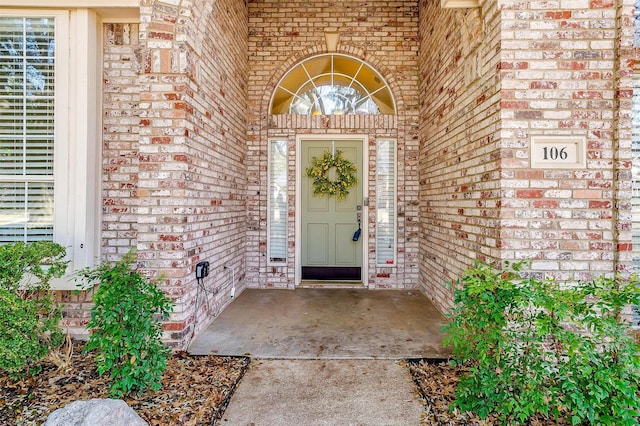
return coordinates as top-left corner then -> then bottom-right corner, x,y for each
0,241 -> 67,378
45,332 -> 74,371
78,251 -> 174,397
443,261 -> 640,425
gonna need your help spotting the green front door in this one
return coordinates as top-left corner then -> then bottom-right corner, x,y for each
301,139 -> 363,281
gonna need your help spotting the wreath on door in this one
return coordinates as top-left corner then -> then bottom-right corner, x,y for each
305,150 -> 357,201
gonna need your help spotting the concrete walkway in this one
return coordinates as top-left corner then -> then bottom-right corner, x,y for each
188,288 -> 449,359
219,359 -> 424,425
188,288 -> 448,425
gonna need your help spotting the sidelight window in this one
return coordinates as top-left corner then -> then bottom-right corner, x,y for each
632,74 -> 640,325
268,139 -> 288,265
376,139 -> 396,266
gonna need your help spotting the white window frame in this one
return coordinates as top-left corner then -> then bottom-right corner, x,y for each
375,139 -> 397,267
1,9 -> 104,289
267,138 -> 289,266
0,14 -> 65,244
632,73 -> 640,325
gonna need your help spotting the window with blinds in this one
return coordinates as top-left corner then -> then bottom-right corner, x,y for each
268,139 -> 288,264
376,140 -> 396,266
633,75 -> 640,326
0,17 -> 56,243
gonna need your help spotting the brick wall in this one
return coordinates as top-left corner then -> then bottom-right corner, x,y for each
246,0 -> 421,289
102,23 -> 142,261
134,0 -> 248,348
60,1 -> 249,347
418,1 -> 635,314
56,0 -> 636,345
497,1 -> 634,280
58,23 -> 143,337
418,1 -> 503,310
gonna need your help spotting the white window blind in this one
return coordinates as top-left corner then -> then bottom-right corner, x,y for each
0,17 -> 56,243
632,74 -> 640,326
376,139 -> 396,266
268,139 -> 288,264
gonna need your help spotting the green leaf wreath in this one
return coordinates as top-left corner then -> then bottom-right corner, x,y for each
305,150 -> 357,201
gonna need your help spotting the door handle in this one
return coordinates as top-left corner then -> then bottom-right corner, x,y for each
353,212 -> 362,241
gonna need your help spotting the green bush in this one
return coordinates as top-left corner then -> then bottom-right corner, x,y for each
443,261 -> 640,425
78,251 -> 174,397
0,241 -> 67,378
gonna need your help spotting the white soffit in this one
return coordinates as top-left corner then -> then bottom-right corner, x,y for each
441,0 -> 480,7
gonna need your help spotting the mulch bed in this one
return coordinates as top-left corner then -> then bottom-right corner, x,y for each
0,340 -> 249,426
406,359 -> 495,426
4,343 -> 610,425
406,359 -> 577,426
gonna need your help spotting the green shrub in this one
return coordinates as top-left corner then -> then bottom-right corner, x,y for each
0,241 -> 67,378
443,261 -> 640,425
78,251 -> 174,397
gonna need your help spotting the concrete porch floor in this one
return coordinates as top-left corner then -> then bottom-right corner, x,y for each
187,288 -> 450,359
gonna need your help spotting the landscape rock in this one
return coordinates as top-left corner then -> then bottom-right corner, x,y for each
43,398 -> 148,426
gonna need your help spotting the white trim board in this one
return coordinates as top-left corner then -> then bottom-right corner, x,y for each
2,1 -> 138,7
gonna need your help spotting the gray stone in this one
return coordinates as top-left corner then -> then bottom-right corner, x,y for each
43,398 -> 148,426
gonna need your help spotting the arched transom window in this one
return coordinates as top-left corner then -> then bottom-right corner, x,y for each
270,54 -> 395,115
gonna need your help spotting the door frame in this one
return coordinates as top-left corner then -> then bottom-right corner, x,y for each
295,134 -> 369,287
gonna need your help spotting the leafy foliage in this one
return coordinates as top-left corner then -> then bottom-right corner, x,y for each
0,241 -> 67,378
1,339 -> 250,426
443,261 -> 640,425
79,252 -> 175,397
305,149 -> 358,200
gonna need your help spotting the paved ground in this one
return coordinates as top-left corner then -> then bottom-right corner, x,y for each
219,359 -> 424,426
188,288 -> 448,425
188,288 -> 449,359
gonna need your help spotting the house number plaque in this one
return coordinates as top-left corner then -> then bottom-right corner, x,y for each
530,136 -> 586,169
